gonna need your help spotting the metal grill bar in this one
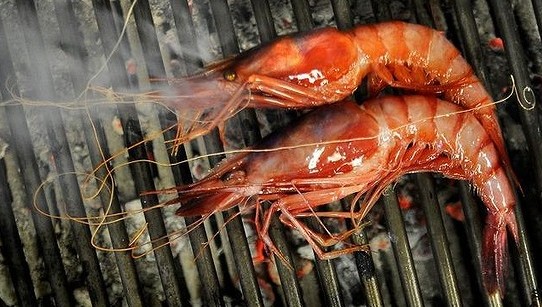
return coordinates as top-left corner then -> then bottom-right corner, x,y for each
532,0 -> 542,38
330,0 -> 354,29
415,174 -> 461,306
351,228 -> 384,307
169,0 -> 201,72
487,0 -> 542,197
133,0 -> 228,305
360,3 -> 421,306
208,12 -> 266,307
451,1 -> 505,304
0,18 -> 39,307
0,1 -> 540,306
458,183 -> 489,305
111,1 -> 187,304
251,0 -> 277,43
367,2 -> 427,306
291,0 -> 314,31
168,139 -> 224,306
45,46 -> 112,307
36,1 -> 112,304
238,2 -> 306,306
2,1 -> 84,305
407,4 -> 467,306
86,3 -> 146,306
382,186 -> 424,306
120,90 -> 185,306
4,102 -> 73,306
164,2 -> 226,303
250,6 -> 306,306
440,1 -> 540,305
289,2 -> 345,306
0,153 -> 36,306
209,0 -> 239,57
84,113 -> 146,306
91,0 -> 187,305
308,217 -> 344,307
486,1 -> 541,305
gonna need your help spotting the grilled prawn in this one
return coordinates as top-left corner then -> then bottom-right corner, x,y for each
159,21 -> 512,183
162,95 -> 518,296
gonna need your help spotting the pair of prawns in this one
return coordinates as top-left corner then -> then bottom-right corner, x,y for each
163,95 -> 517,296
159,21 -> 514,184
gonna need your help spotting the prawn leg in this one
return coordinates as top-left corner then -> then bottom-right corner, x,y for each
264,200 -> 370,260
169,83 -> 250,151
245,74 -> 330,108
278,213 -> 370,247
369,63 -> 473,94
258,187 -> 371,261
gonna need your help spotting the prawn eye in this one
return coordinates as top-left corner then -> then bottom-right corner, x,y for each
223,70 -> 237,81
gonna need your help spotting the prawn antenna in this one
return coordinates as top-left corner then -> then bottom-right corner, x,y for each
79,0 -> 139,100
493,74 -> 536,111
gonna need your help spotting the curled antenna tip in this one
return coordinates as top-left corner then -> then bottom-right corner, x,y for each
519,86 -> 536,111
506,74 -> 536,111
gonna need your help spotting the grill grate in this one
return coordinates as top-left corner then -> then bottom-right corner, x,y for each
0,0 -> 541,306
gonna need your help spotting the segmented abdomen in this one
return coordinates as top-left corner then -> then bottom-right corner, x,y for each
366,95 -> 514,215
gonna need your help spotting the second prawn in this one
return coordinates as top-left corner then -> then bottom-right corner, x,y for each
159,95 -> 518,297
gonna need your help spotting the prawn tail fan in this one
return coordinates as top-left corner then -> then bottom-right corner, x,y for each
481,211 -> 519,296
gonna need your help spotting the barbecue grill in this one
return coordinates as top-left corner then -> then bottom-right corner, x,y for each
0,0 -> 541,306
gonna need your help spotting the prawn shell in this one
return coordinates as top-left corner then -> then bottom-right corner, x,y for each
243,101 -> 380,184
168,95 -> 517,296
232,28 -> 360,89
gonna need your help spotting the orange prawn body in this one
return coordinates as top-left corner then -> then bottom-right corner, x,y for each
164,21 -> 511,181
168,95 -> 517,296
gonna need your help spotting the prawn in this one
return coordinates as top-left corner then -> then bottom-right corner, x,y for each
158,21 -> 513,185
158,95 -> 518,296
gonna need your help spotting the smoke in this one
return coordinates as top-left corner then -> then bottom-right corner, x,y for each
0,0 -> 240,259
0,0 -> 149,239
0,0 -> 254,206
